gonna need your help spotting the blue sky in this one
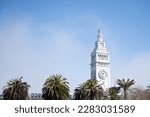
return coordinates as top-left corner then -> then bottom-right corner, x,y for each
0,0 -> 150,94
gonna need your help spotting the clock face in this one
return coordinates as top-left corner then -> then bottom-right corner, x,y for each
98,70 -> 107,79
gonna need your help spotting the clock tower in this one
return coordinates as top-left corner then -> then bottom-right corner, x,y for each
91,29 -> 110,90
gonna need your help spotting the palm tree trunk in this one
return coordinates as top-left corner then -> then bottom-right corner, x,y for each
124,89 -> 127,100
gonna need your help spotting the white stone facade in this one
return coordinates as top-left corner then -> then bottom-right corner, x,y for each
91,29 -> 110,90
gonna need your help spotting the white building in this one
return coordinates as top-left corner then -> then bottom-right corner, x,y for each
30,93 -> 42,100
91,29 -> 110,90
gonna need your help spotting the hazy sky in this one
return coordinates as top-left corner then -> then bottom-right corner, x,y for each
0,0 -> 150,94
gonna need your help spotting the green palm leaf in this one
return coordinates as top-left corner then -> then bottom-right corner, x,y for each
2,77 -> 30,100
116,78 -> 135,100
42,74 -> 70,100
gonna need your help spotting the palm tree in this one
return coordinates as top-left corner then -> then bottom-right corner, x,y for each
2,77 -> 30,100
116,79 -> 135,100
73,79 -> 104,100
42,74 -> 70,100
73,83 -> 86,100
106,87 -> 121,100
85,79 -> 104,100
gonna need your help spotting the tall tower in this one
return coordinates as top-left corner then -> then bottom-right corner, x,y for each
91,29 -> 110,90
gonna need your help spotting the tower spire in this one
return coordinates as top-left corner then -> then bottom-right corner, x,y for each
97,29 -> 104,41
